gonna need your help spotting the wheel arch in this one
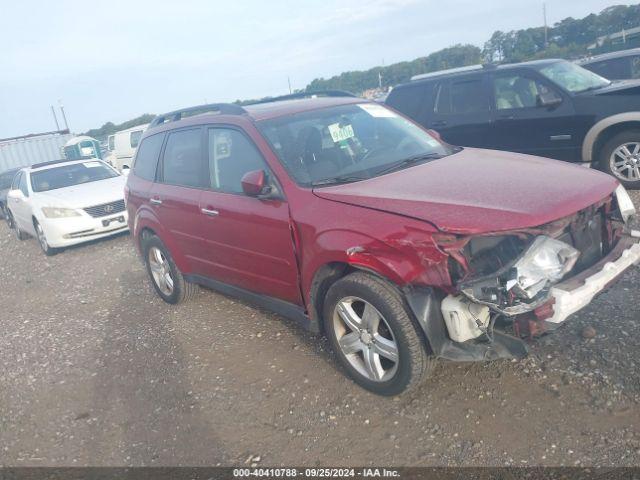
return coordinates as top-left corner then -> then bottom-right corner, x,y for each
583,113 -> 640,163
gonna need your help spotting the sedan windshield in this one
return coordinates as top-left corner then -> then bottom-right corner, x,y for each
536,61 -> 611,93
31,161 -> 119,192
257,103 -> 452,186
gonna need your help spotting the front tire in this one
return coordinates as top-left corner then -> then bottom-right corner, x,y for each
34,220 -> 58,256
323,272 -> 435,396
599,130 -> 640,189
143,235 -> 198,304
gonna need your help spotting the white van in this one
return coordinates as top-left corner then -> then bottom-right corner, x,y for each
105,124 -> 149,171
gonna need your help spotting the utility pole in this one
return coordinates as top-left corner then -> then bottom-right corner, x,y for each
50,105 -> 60,131
287,76 -> 292,94
58,100 -> 69,131
543,2 -> 548,48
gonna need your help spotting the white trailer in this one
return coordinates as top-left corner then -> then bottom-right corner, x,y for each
0,130 -> 73,172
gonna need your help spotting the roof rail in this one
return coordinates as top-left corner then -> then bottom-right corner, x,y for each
410,64 -> 485,82
149,103 -> 247,129
246,90 -> 357,106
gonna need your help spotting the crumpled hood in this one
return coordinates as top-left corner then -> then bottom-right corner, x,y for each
36,176 -> 126,209
313,148 -> 618,234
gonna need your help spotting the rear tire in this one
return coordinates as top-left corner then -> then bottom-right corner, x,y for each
598,130 -> 640,189
143,235 -> 198,304
8,211 -> 28,240
323,272 -> 435,396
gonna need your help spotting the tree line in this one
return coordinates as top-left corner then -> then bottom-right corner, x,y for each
84,4 -> 640,138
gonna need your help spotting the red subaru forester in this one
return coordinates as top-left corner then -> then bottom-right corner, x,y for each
125,92 -> 640,396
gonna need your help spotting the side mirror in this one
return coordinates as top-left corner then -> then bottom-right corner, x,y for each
121,165 -> 130,176
537,91 -> 562,108
241,170 -> 270,197
8,189 -> 23,200
427,129 -> 442,141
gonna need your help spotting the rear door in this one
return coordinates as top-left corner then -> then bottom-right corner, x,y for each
426,74 -> 493,147
197,126 -> 302,305
149,127 -> 207,274
488,69 -> 580,161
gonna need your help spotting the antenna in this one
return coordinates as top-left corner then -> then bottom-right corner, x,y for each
543,2 -> 548,48
287,76 -> 292,94
50,105 -> 60,131
58,99 -> 70,131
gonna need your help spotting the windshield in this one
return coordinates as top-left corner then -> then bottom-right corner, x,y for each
30,161 -> 119,192
0,170 -> 18,190
536,61 -> 611,93
257,103 -> 452,186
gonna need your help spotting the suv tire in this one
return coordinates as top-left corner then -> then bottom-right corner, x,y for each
143,235 -> 198,304
323,272 -> 435,396
599,130 -> 640,189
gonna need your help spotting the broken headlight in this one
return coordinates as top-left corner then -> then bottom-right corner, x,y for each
460,236 -> 579,315
507,236 -> 579,299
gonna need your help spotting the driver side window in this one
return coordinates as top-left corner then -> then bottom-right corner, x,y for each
208,128 -> 269,195
19,172 -> 29,197
493,74 -> 560,110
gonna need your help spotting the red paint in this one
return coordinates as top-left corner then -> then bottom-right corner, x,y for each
126,98 -> 619,318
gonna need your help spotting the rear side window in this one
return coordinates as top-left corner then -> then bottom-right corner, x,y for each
435,78 -> 489,115
162,129 -> 205,188
386,83 -> 432,121
585,58 -> 629,80
133,133 -> 164,181
130,130 -> 143,148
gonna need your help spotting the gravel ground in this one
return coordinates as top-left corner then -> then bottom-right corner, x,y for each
0,194 -> 639,467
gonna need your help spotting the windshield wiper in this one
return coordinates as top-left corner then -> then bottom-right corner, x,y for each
374,152 -> 445,177
311,175 -> 367,187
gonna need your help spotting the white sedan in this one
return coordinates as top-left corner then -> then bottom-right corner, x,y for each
6,159 -> 129,255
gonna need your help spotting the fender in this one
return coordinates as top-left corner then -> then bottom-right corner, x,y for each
134,206 -> 192,273
582,112 -> 640,163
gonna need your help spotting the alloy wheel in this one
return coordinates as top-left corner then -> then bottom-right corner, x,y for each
332,296 -> 399,382
35,222 -> 48,252
610,142 -> 640,181
148,246 -> 175,296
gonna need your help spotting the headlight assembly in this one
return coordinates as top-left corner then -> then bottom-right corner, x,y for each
42,207 -> 81,218
460,235 -> 579,315
615,184 -> 636,223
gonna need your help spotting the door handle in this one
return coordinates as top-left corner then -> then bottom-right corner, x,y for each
498,114 -> 515,120
201,208 -> 219,217
150,197 -> 162,205
431,120 -> 448,127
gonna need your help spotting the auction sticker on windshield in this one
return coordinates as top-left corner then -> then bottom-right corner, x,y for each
328,123 -> 355,143
358,103 -> 397,118
83,161 -> 103,168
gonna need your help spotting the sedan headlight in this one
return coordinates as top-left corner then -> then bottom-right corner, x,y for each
42,207 -> 81,218
508,236 -> 580,299
615,184 -> 636,223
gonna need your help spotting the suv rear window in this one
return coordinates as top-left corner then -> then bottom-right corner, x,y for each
386,83 -> 432,121
161,129 -> 205,188
133,133 -> 164,181
436,78 -> 489,115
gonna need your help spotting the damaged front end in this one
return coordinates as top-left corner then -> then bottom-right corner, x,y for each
411,185 -> 640,362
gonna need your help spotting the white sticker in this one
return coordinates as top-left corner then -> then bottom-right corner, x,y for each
357,103 -> 397,118
328,123 -> 355,143
83,161 -> 102,168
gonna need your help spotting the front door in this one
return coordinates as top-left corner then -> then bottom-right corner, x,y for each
198,127 -> 301,305
8,171 -> 31,231
488,69 -> 580,161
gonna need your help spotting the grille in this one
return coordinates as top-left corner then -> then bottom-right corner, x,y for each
83,199 -> 126,218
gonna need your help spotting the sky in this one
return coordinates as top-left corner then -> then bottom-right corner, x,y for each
0,0 -> 630,137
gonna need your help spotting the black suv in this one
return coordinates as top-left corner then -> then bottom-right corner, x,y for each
386,59 -> 640,188
578,48 -> 640,81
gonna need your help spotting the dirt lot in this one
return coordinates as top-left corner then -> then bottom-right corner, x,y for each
1,195 -> 639,468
